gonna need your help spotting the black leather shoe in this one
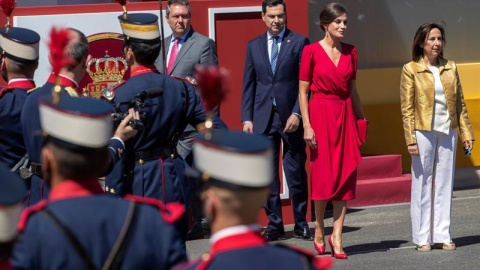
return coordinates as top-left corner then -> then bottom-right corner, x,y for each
263,228 -> 286,242
293,227 -> 314,241
186,222 -> 210,241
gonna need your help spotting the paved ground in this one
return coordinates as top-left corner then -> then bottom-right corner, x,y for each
186,188 -> 480,269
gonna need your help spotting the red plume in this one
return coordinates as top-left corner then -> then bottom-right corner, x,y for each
0,0 -> 16,18
48,27 -> 75,75
115,0 -> 128,6
194,65 -> 229,113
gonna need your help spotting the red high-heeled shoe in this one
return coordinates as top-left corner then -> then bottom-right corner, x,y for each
314,241 -> 326,255
328,235 -> 348,259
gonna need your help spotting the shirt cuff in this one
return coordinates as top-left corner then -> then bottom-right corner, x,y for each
242,120 -> 253,124
293,113 -> 302,119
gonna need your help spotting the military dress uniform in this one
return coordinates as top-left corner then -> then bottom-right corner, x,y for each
177,229 -> 331,270
0,79 -> 35,168
175,130 -> 333,270
12,94 -> 187,270
0,26 -> 40,169
105,13 -> 226,208
21,73 -> 80,206
0,166 -> 27,270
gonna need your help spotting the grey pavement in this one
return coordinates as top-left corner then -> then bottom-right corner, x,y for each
186,188 -> 480,269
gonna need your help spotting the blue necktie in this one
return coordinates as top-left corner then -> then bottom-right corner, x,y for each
271,36 -> 279,75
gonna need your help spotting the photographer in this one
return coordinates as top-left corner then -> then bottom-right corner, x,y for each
105,11 -> 226,236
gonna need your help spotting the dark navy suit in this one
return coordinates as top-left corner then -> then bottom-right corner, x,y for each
11,179 -> 187,270
241,29 -> 310,232
175,229 -> 330,270
0,80 -> 35,169
105,65 -> 226,208
21,74 -> 80,206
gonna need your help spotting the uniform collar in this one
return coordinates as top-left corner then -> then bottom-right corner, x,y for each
209,225 -> 265,253
130,65 -> 160,78
46,73 -> 79,89
7,78 -> 35,89
48,179 -> 104,202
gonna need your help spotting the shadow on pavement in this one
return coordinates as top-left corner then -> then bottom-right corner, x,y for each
284,226 -> 361,239
344,240 -> 409,255
454,235 -> 480,247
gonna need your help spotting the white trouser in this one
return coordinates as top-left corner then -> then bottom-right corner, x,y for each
411,129 -> 457,245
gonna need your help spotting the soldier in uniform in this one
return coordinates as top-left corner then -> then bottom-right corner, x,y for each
0,166 -> 26,270
21,28 -> 90,206
11,94 -> 187,270
0,25 -> 39,170
105,8 -> 226,227
175,130 -> 333,270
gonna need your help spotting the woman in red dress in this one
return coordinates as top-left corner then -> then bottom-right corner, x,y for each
299,3 -> 365,259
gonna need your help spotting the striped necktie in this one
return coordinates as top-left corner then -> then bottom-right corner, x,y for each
271,36 -> 279,75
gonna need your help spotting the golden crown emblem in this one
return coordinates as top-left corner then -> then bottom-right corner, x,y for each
83,51 -> 128,98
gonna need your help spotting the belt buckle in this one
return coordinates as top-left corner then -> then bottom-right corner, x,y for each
20,167 -> 33,179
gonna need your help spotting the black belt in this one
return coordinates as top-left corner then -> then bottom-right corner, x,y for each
30,162 -> 43,177
134,146 -> 176,162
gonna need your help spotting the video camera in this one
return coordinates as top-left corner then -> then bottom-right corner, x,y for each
102,87 -> 164,131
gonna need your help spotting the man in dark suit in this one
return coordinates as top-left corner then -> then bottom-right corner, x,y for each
241,0 -> 312,241
157,0 -> 219,240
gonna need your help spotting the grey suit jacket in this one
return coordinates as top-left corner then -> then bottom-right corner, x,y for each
156,28 -> 219,160
156,28 -> 218,77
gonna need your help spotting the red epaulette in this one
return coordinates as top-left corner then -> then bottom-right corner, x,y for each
124,195 -> 185,224
110,81 -> 126,92
275,243 -> 334,270
0,87 -> 12,98
18,200 -> 48,232
171,76 -> 198,86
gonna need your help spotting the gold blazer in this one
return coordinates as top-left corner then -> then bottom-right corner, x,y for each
400,58 -> 474,145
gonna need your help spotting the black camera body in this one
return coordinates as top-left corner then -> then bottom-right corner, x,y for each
103,87 -> 164,131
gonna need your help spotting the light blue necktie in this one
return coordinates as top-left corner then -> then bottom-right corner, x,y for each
271,36 -> 279,75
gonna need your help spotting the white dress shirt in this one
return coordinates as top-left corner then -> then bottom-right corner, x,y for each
428,66 -> 451,134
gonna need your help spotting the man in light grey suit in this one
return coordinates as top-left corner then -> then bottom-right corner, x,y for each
156,0 -> 218,240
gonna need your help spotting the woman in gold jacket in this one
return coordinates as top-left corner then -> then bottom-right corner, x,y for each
400,22 -> 474,252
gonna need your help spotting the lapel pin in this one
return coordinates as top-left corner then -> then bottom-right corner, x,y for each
287,39 -> 291,43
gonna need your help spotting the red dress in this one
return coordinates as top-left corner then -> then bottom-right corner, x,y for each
299,42 -> 362,200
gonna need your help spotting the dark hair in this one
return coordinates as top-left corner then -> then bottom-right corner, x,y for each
48,142 -> 109,180
66,28 -> 89,65
412,22 -> 446,62
166,0 -> 191,16
262,0 -> 286,14
4,57 -> 38,77
124,40 -> 161,65
319,3 -> 347,31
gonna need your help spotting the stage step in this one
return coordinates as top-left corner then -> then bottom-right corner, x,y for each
350,174 -> 412,207
357,155 -> 403,180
